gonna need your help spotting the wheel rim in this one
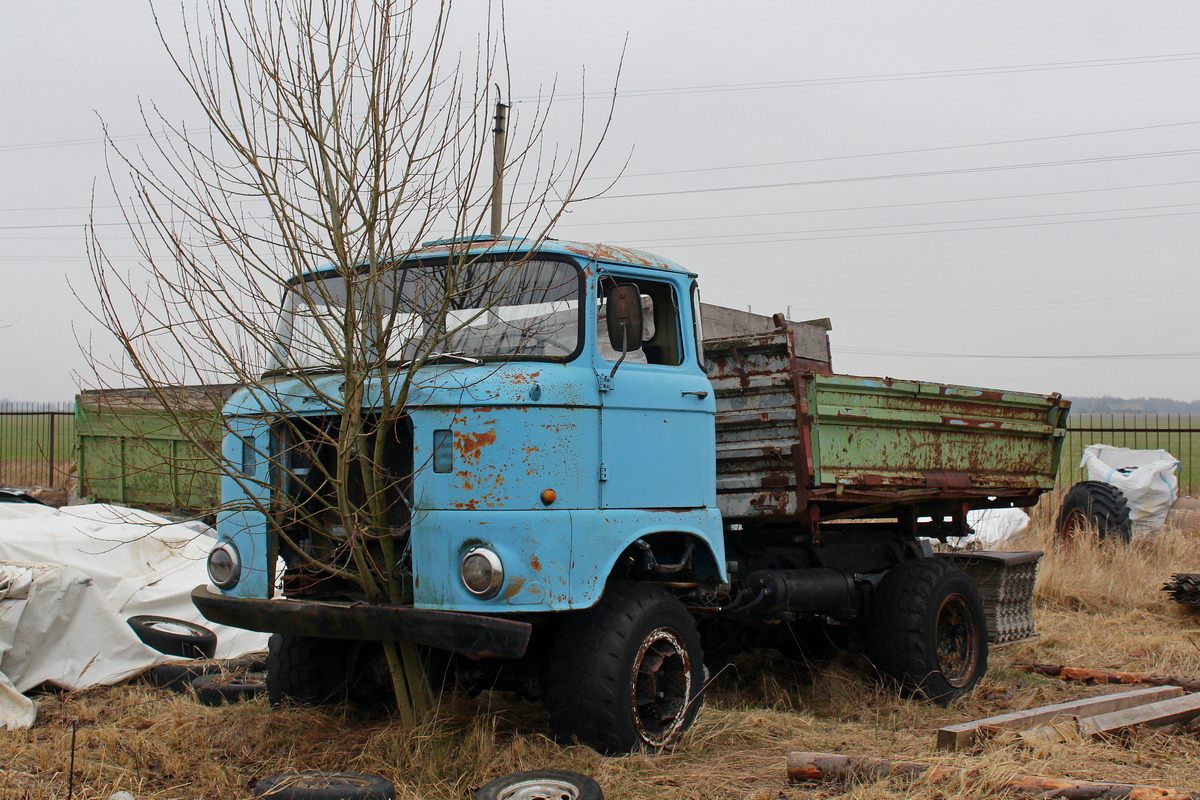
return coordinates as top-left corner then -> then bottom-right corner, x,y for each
628,627 -> 692,747
495,777 -> 583,800
934,593 -> 980,689
148,621 -> 198,637
1058,507 -> 1088,544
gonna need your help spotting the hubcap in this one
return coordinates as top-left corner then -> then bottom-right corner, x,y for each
495,777 -> 583,800
629,627 -> 692,746
934,593 -> 979,688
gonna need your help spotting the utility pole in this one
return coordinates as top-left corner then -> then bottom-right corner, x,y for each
491,92 -> 508,238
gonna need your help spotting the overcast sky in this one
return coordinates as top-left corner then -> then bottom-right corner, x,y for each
3,1 -> 1200,402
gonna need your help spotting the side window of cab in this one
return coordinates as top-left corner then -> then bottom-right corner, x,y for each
596,276 -> 683,366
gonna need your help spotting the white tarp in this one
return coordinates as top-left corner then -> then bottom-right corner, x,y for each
0,502 -> 269,729
965,507 -> 1030,548
1081,445 -> 1181,533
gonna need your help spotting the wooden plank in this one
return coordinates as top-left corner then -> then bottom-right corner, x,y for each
936,685 -> 1184,750
786,751 -> 1200,800
1080,692 -> 1200,737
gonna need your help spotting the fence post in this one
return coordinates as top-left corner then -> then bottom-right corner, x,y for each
47,413 -> 56,487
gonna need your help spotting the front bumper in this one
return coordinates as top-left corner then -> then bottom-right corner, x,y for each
192,586 -> 532,660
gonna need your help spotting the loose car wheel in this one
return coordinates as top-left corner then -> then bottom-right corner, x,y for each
546,582 -> 705,754
866,558 -> 987,705
127,615 -> 218,659
192,672 -> 267,706
475,770 -> 603,800
1055,480 -> 1132,544
266,634 -> 351,705
255,770 -> 395,799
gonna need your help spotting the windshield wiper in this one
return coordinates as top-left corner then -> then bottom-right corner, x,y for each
402,351 -> 483,368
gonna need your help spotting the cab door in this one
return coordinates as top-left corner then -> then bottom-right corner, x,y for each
595,270 -> 715,509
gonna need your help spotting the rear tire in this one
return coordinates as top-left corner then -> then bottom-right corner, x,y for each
1056,480 -> 1132,543
866,558 -> 987,705
545,582 -> 705,754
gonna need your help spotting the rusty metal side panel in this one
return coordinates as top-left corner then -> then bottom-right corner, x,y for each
707,331 -> 807,518
706,329 -> 1070,520
808,374 -> 1069,492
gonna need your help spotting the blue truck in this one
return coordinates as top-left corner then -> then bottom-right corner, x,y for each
193,236 -> 1069,753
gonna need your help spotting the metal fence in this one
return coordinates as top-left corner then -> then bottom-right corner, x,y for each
0,403 -> 75,489
1060,414 -> 1199,497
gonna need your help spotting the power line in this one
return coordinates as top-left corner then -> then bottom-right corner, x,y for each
834,345 -> 1200,361
626,201 -> 1200,246
599,148 -> 1200,201
7,52 -> 1200,154
630,207 -> 1200,248
523,52 -> 1200,102
554,178 -> 1200,229
592,120 -> 1200,182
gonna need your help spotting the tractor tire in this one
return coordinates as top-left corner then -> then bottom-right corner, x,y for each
545,582 -> 705,754
127,616 -> 218,659
866,557 -> 988,706
1055,480 -> 1132,544
475,770 -> 603,800
265,634 -> 351,706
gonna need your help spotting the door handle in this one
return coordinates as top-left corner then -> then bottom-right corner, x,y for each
681,390 -> 709,399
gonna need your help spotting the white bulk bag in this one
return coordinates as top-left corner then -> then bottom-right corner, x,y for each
1081,444 -> 1180,533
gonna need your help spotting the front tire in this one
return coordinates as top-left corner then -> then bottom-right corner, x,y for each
866,557 -> 987,705
266,634 -> 350,706
546,582 -> 705,754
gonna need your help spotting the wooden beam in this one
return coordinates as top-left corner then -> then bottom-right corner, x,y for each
786,751 -> 1200,800
936,685 -> 1184,750
1080,692 -> 1200,738
1017,663 -> 1200,692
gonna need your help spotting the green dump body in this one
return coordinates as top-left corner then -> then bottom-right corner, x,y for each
707,328 -> 1070,521
76,386 -> 235,512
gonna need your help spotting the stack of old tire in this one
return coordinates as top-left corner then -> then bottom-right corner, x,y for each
128,614 -> 268,705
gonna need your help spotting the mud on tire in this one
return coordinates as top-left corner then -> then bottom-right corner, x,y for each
866,557 -> 987,705
545,582 -> 705,754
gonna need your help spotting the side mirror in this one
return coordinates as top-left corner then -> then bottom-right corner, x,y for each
605,283 -> 644,353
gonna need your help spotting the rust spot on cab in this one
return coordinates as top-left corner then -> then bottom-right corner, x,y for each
455,430 -> 497,464
504,577 -> 526,600
530,556 -> 542,572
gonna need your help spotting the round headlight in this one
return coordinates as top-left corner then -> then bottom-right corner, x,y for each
207,542 -> 242,590
460,547 -> 504,599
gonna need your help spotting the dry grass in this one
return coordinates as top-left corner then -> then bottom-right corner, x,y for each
5,513 -> 1200,800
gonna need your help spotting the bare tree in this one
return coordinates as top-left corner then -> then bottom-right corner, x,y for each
83,0 -> 616,721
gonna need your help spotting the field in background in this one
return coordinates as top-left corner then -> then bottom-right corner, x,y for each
1062,414 -> 1199,496
0,409 -> 74,488
6,514 -> 1200,800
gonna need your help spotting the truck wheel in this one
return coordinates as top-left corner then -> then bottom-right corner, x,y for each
266,634 -> 350,706
1055,480 -> 1132,544
127,615 -> 218,659
475,770 -> 603,800
866,558 -> 987,706
545,582 -> 705,754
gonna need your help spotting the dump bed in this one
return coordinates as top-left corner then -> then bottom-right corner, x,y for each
705,328 -> 1070,521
